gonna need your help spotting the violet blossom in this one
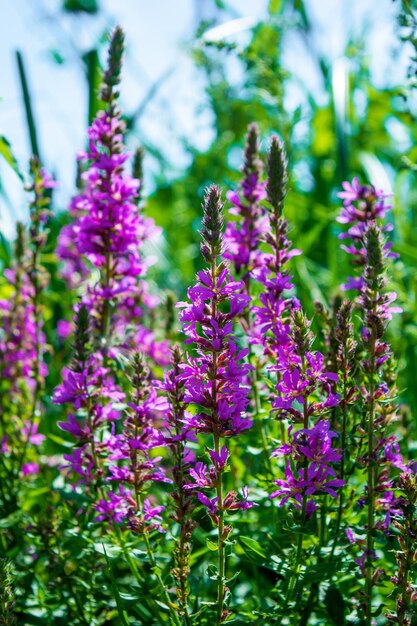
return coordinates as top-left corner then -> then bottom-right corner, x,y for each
270,421 -> 344,514
224,123 -> 268,276
0,163 -> 54,480
250,135 -> 301,360
337,178 -> 403,618
56,26 -> 169,366
178,185 -> 255,621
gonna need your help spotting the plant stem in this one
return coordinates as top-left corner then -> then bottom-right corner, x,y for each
330,338 -> 349,559
365,334 -> 376,626
142,532 -> 182,626
15,243 -> 41,476
173,435 -> 192,625
214,431 -> 225,625
280,400 -> 309,620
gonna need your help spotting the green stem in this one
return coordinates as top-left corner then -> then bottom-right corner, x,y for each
283,495 -> 307,614
15,245 -> 42,476
249,342 -> 272,474
280,399 -> 309,622
214,431 -> 225,625
365,335 -> 376,626
330,339 -> 349,559
143,532 -> 182,626
173,435 -> 192,625
132,477 -> 181,626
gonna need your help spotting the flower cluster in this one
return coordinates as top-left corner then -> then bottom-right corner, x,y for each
251,136 -> 301,358
158,347 -> 196,616
178,186 -> 254,508
0,162 -> 54,480
53,306 -> 124,485
224,123 -> 268,276
178,187 -> 252,438
272,340 -> 339,420
338,179 -> 403,620
0,26 -> 413,624
337,177 -> 398,290
0,263 -> 45,394
271,421 -> 344,515
93,354 -> 169,532
386,469 -> 417,625
177,185 -> 254,621
57,26 -> 168,365
55,307 -> 167,531
269,312 -> 342,514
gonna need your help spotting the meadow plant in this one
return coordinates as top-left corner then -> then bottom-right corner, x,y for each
1,26 -> 415,626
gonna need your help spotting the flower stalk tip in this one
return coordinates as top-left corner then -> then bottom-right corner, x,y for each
266,134 -> 288,218
100,25 -> 125,102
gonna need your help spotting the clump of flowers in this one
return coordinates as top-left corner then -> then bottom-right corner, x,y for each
337,178 -> 402,624
269,308 -> 343,516
159,346 -> 197,622
54,305 -> 124,487
0,160 -> 54,489
224,123 -> 267,279
57,26 -> 168,365
95,353 -> 169,530
0,24 -> 413,623
271,420 -> 344,514
178,185 -> 254,623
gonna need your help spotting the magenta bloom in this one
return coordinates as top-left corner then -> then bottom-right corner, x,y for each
272,421 -> 342,468
178,266 -> 252,436
337,178 -> 399,289
224,124 -> 268,275
57,93 -> 169,366
271,461 -> 344,515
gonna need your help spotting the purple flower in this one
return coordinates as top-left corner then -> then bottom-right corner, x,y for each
272,421 -> 341,468
237,486 -> 256,510
197,492 -> 219,516
178,191 -> 251,438
22,422 -> 45,446
184,463 -> 213,490
209,446 -> 229,469
224,124 -> 268,275
337,178 -> 399,288
56,79 -> 168,367
271,461 -> 344,515
21,462 -> 40,476
143,498 -> 165,533
94,489 -> 129,524
270,421 -> 344,514
270,348 -> 339,421
337,177 -> 391,225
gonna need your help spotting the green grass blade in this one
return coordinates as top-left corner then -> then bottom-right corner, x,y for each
15,50 -> 41,159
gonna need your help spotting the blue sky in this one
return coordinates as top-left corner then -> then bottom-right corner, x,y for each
0,0 -> 406,236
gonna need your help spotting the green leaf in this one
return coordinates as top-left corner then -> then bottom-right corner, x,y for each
207,564 -> 218,580
47,433 -> 74,448
0,510 -> 22,529
0,135 -> 23,180
63,0 -> 98,13
93,542 -> 121,558
102,544 -> 130,626
225,570 -> 241,587
15,50 -> 41,158
239,536 -> 267,560
206,538 -> 218,551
